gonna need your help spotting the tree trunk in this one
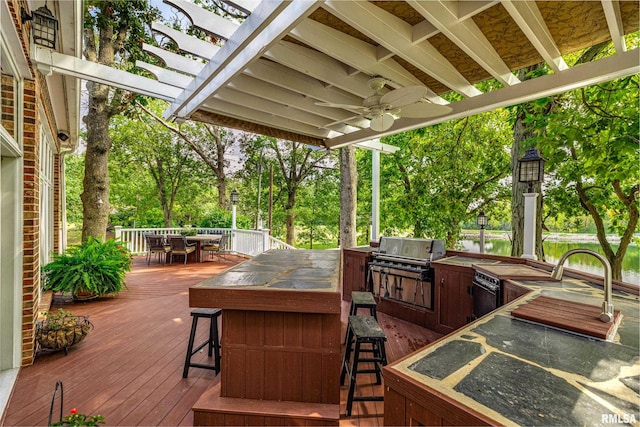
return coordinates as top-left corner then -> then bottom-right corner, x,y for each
340,146 -> 357,249
81,81 -> 112,242
510,66 -> 545,260
285,191 -> 296,246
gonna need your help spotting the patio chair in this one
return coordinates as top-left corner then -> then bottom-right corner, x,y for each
168,235 -> 196,265
202,234 -> 229,262
145,234 -> 171,266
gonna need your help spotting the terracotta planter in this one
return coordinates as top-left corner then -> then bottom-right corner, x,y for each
73,290 -> 100,301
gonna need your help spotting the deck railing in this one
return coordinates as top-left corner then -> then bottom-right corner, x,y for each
114,226 -> 294,257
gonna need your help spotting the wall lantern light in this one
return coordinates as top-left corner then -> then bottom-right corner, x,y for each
21,2 -> 58,50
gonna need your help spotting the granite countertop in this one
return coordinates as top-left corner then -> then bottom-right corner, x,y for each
388,270 -> 640,426
193,249 -> 340,292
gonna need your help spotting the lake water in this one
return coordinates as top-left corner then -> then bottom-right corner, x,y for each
460,239 -> 639,285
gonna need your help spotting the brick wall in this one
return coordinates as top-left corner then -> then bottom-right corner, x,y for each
1,75 -> 15,137
21,79 -> 40,366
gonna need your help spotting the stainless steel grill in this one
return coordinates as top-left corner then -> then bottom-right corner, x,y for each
367,237 -> 445,309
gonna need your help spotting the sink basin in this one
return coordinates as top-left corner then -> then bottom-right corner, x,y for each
511,296 -> 622,341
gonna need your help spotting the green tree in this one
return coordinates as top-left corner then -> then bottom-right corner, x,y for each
535,74 -> 639,280
81,0 -> 159,241
368,111 -> 512,248
64,154 -> 85,227
296,165 -> 340,248
110,100 -> 208,227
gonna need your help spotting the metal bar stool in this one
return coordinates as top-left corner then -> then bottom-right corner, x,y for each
340,315 -> 388,417
183,308 -> 222,378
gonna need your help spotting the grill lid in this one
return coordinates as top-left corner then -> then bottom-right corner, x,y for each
375,236 -> 445,262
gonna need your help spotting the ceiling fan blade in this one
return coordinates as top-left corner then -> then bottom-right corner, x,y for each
399,102 -> 453,118
380,86 -> 428,108
315,102 -> 365,110
370,113 -> 394,132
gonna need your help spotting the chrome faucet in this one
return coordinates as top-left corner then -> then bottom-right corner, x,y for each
550,249 -> 614,322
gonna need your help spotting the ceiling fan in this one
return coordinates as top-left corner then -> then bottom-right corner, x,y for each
317,77 -> 453,132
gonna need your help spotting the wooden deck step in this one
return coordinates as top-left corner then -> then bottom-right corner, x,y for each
193,382 -> 339,426
511,295 -> 621,340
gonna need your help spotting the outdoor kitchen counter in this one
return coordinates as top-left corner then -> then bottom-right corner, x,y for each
189,248 -> 341,311
189,249 -> 341,426
384,261 -> 640,426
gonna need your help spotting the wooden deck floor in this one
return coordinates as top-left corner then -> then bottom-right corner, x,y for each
2,255 -> 441,427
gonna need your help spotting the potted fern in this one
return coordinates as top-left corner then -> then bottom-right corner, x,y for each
42,237 -> 132,299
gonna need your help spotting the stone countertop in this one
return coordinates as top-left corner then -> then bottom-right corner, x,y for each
431,255 -> 504,268
387,268 -> 640,426
189,250 -> 342,314
192,249 -> 340,292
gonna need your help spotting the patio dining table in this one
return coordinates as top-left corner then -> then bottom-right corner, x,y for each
186,234 -> 222,263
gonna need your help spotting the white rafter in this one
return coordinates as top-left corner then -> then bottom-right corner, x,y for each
326,48 -> 639,148
163,0 -> 239,40
165,1 -> 317,119
143,43 -> 206,76
152,22 -> 220,60
289,18 -> 425,89
501,0 -> 568,73
601,0 -> 627,54
135,60 -> 193,88
199,99 -> 336,139
407,0 -> 521,87
264,41 -> 377,99
324,0 -> 481,99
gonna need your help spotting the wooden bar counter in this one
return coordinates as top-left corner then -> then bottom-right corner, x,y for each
189,249 -> 341,426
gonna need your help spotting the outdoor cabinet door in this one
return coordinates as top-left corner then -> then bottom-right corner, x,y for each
436,265 -> 474,331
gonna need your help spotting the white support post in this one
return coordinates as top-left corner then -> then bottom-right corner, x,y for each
479,228 -> 485,254
262,229 -> 270,252
231,204 -> 237,252
522,192 -> 539,260
371,148 -> 380,244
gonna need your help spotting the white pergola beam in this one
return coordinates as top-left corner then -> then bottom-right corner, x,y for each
200,99 -> 336,139
245,60 -> 364,112
325,48 -> 640,148
135,61 -> 193,88
164,0 -> 239,40
290,18 -> 425,89
354,139 -> 400,154
33,46 -> 182,101
143,43 -> 205,76
165,1 -> 316,119
601,0 -> 627,54
264,41 -> 374,99
408,0 -> 521,87
152,22 -> 220,60
229,74 -> 367,126
501,0 -> 568,73
324,0 -> 480,99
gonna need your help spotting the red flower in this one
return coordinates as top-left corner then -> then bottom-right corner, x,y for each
70,408 -> 77,414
